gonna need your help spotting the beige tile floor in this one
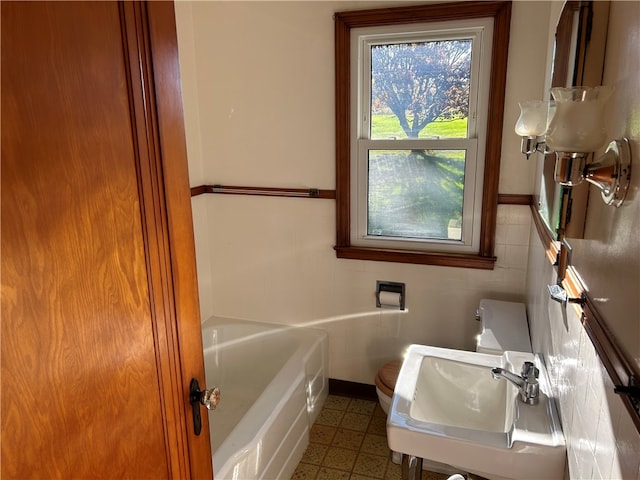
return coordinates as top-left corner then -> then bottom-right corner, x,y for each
291,394 -> 476,480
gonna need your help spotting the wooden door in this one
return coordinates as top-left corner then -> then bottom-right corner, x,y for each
1,2 -> 213,478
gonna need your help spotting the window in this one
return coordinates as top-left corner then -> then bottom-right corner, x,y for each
334,2 -> 512,269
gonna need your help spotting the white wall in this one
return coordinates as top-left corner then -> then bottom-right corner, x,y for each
526,2 -> 640,479
176,2 -> 640,478
174,1 -> 548,384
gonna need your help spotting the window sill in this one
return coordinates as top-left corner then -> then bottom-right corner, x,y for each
334,246 -> 496,270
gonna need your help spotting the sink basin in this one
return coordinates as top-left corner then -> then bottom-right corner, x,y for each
410,355 -> 518,432
387,345 -> 566,480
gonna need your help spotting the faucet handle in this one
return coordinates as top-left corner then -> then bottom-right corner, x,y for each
521,361 -> 541,405
521,361 -> 539,380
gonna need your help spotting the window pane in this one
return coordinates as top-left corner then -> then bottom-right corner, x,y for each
370,40 -> 472,140
367,149 -> 465,240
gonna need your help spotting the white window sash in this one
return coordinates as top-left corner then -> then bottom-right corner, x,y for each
349,18 -> 493,254
353,139 -> 479,252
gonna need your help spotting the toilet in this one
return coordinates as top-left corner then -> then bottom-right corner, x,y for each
374,359 -> 402,415
475,298 -> 532,355
375,298 -> 532,414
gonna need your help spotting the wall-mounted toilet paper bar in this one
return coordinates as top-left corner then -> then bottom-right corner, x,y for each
376,281 -> 406,310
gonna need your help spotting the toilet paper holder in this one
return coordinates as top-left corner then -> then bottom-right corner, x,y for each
376,281 -> 406,310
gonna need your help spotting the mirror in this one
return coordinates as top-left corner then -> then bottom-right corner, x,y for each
535,1 -> 609,242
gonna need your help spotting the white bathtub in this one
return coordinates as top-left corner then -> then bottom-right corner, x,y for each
201,317 -> 328,480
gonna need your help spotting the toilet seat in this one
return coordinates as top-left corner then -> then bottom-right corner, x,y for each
374,359 -> 402,398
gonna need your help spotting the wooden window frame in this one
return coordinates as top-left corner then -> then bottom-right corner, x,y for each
334,1 -> 512,269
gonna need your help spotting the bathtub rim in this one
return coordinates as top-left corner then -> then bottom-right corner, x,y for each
201,316 -> 328,479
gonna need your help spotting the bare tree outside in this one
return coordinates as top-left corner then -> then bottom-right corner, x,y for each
370,40 -> 472,139
367,39 -> 473,240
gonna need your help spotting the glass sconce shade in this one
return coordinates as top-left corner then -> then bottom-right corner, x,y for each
545,86 -> 613,152
515,86 -> 630,207
514,100 -> 549,136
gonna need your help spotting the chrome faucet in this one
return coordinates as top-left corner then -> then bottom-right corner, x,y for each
491,361 -> 540,405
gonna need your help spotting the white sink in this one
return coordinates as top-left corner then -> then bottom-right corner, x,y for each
387,345 -> 566,480
410,355 -> 519,432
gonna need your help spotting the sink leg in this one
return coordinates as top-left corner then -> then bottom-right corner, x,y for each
401,454 -> 423,480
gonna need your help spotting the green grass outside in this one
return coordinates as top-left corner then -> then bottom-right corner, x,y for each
371,114 -> 467,139
367,114 -> 468,238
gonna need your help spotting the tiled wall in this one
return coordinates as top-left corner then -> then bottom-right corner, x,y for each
494,204 -> 532,272
526,231 -> 640,480
524,2 -> 640,478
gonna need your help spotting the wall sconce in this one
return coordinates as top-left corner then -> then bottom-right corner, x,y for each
515,100 -> 552,159
516,86 -> 632,207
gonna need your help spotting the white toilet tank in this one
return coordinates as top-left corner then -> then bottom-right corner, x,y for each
476,299 -> 532,354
